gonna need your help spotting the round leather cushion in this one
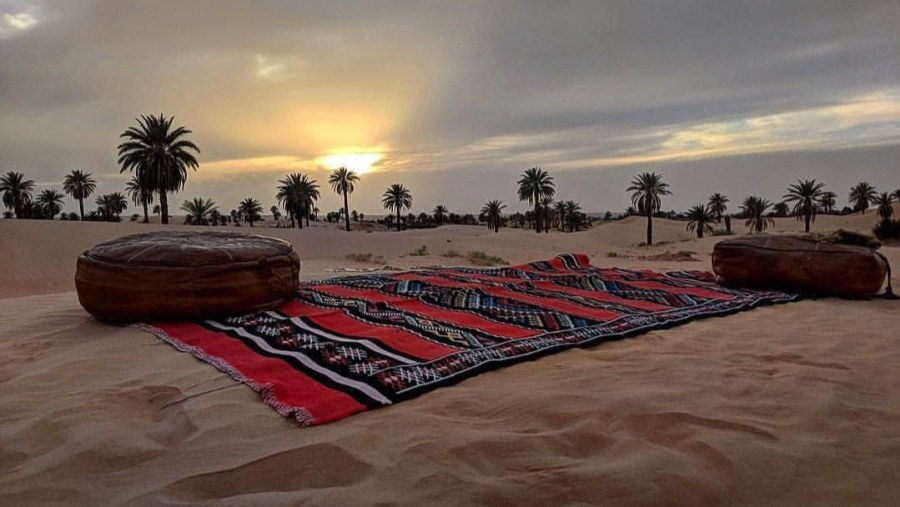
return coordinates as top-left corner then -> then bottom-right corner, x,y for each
712,235 -> 887,297
75,231 -> 300,322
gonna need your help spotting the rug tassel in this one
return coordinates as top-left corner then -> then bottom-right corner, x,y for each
874,251 -> 899,300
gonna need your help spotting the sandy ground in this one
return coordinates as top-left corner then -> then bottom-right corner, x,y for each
1,212 -> 899,506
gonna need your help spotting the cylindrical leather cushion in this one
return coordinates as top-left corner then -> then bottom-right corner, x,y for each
76,231 -> 300,322
712,235 -> 887,297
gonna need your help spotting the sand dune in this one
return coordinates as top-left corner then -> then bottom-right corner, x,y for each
1,214 -> 899,506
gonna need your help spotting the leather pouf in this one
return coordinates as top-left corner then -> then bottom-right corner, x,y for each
712,235 -> 887,297
76,231 -> 300,322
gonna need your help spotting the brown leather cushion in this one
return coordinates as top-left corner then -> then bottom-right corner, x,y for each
76,231 -> 300,322
712,235 -> 887,297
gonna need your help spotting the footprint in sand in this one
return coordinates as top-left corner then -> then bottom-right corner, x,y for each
160,443 -> 373,501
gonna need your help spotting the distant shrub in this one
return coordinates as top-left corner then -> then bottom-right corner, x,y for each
346,253 -> 373,262
873,219 -> 900,240
712,229 -> 735,236
345,253 -> 385,263
442,250 -> 462,258
468,251 -> 508,266
409,245 -> 429,256
130,213 -> 140,222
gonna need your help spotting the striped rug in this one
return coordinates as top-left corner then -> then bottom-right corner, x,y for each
144,254 -> 798,426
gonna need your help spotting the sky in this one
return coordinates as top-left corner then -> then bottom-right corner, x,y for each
1,0 -> 899,216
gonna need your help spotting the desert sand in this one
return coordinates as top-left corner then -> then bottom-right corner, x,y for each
1,212 -> 899,506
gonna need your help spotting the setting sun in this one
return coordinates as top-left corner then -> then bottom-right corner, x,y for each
319,152 -> 382,175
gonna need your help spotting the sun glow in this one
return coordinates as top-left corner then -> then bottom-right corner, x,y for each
318,152 -> 383,175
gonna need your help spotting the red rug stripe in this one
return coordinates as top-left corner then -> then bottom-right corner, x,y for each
393,274 -> 625,321
281,300 -> 460,360
528,280 -> 670,312
619,279 -> 737,300
312,285 -> 540,340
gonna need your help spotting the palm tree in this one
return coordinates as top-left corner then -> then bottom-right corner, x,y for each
382,184 -> 413,231
685,204 -> 715,239
298,174 -> 320,227
893,189 -> 900,203
276,173 -> 302,228
0,171 -> 35,218
553,201 -> 566,230
35,189 -> 65,219
276,172 -> 319,229
62,170 -> 98,220
328,167 -> 359,232
563,200 -> 583,232
433,204 -> 448,226
125,174 -> 154,223
539,196 -> 555,233
238,197 -> 263,227
708,193 -> 729,223
96,192 -> 128,221
818,191 -> 837,215
109,192 -> 128,219
874,192 -> 894,220
209,209 -> 222,226
848,182 -> 877,214
517,167 -> 555,233
117,114 -> 200,224
773,202 -> 789,217
783,179 -> 824,233
627,172 -> 671,245
180,197 -> 217,226
95,194 -> 112,221
481,199 -> 505,233
741,196 -> 774,233
270,205 -> 281,225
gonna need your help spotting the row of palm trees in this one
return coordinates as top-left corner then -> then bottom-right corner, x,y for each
0,169 -> 133,221
4,113 -> 899,245
680,182 -> 899,240
223,170 -> 895,240
5,163 -> 897,243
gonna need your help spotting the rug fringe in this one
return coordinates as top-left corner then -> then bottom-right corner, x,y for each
133,323 -> 316,426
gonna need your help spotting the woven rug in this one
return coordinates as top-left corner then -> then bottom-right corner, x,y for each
144,254 -> 798,426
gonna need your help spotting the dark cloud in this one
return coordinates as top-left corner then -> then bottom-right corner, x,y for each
1,0 -> 898,215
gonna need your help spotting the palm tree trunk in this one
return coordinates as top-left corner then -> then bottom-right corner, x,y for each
160,191 -> 169,224
343,193 -> 350,232
534,203 -> 541,233
396,208 -> 401,232
297,206 -> 303,229
142,201 -> 149,223
646,213 -> 653,245
79,198 -> 85,220
805,213 -> 811,233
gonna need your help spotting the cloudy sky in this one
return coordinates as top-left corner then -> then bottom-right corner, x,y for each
1,0 -> 898,216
